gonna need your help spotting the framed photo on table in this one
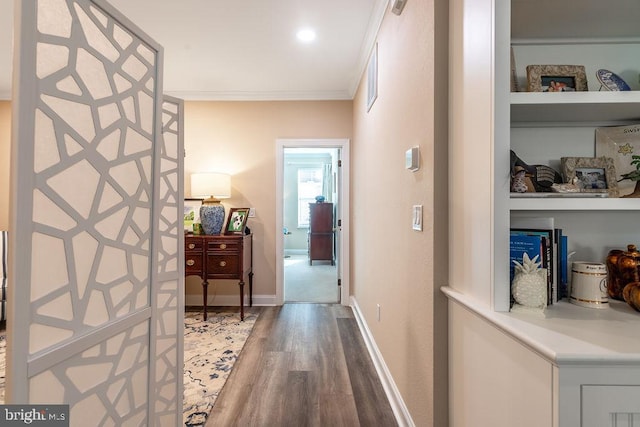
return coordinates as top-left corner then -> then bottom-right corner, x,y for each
596,124 -> 640,197
224,208 -> 249,235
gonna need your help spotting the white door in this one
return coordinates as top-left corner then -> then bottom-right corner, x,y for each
7,1 -> 183,425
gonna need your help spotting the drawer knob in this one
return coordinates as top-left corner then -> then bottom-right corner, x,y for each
186,259 -> 195,266
219,261 -> 227,267
188,243 -> 195,249
220,243 -> 227,249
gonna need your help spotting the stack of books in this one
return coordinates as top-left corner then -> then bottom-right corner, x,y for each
509,217 -> 569,306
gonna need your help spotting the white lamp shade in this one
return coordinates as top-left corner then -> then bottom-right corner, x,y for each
191,172 -> 231,199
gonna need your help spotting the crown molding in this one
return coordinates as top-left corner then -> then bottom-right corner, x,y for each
347,0 -> 390,97
164,89 -> 353,102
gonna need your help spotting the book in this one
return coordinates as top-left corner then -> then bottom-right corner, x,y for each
509,233 -> 544,285
511,231 -> 552,305
511,217 -> 556,305
559,234 -> 569,299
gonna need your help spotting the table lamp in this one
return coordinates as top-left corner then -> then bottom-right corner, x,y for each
191,172 -> 231,235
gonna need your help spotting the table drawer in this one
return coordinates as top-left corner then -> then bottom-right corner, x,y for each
206,254 -> 240,275
185,238 -> 204,251
185,252 -> 203,274
207,240 -> 239,252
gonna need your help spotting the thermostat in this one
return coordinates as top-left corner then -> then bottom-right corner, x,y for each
405,147 -> 420,171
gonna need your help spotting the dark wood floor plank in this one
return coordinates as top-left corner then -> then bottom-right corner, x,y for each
337,318 -> 398,427
282,370 -> 319,426
264,303 -> 296,352
205,304 -> 397,427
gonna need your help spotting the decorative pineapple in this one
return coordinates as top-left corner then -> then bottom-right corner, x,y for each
512,253 -> 547,311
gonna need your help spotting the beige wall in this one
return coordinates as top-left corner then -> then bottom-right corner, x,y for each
0,101 -> 10,231
183,101 -> 352,301
351,1 -> 448,425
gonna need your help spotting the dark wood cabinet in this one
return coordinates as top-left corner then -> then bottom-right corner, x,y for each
308,203 -> 334,265
185,234 -> 253,320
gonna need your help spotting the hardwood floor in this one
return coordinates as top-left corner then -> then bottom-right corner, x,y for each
206,303 -> 398,427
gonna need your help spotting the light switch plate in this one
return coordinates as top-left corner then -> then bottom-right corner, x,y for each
412,205 -> 422,231
248,208 -> 256,218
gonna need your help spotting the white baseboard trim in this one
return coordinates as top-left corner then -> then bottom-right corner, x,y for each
350,297 -> 415,427
185,294 -> 277,307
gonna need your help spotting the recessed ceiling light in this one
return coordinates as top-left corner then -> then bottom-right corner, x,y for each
296,28 -> 316,43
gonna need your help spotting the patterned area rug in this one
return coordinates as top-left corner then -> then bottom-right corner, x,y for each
183,309 -> 258,426
0,311 -> 257,426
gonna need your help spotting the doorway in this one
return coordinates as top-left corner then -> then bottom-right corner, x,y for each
275,139 -> 350,306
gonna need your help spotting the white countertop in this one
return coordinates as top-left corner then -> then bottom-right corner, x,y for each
442,286 -> 640,366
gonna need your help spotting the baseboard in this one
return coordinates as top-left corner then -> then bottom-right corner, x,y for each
350,297 -> 415,427
185,294 -> 277,307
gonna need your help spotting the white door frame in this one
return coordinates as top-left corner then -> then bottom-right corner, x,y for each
275,139 -> 350,306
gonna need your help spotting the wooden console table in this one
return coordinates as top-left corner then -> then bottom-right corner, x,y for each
185,234 -> 253,320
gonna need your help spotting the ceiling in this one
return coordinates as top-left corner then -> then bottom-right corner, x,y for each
0,0 -> 389,100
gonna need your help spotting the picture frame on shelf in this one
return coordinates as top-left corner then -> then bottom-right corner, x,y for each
526,65 -> 588,92
595,124 -> 640,197
224,208 -> 250,235
184,198 -> 203,232
560,157 -> 618,197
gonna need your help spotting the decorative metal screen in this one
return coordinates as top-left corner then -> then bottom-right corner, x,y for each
9,1 -> 183,425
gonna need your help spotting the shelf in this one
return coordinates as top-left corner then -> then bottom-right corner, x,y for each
510,92 -> 640,124
510,197 -> 640,211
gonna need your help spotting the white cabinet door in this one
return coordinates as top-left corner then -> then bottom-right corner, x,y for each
582,386 -> 640,427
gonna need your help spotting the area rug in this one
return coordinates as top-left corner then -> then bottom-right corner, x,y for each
183,309 -> 258,426
0,311 -> 257,426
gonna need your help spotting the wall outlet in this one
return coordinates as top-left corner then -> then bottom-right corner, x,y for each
248,208 -> 256,218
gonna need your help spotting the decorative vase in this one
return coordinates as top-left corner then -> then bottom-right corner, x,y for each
623,282 -> 640,312
615,244 -> 640,299
605,248 -> 626,300
200,203 -> 225,235
622,180 -> 640,198
511,253 -> 547,312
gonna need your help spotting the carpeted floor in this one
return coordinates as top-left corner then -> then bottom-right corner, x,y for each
284,254 -> 338,303
0,310 -> 257,426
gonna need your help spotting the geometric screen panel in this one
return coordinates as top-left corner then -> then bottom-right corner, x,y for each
30,0 -> 158,353
9,1 -> 180,425
152,97 -> 184,425
29,321 -> 150,425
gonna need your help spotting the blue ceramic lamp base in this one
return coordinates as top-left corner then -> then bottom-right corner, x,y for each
200,203 -> 225,235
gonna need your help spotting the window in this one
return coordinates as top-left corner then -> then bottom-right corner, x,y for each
297,168 -> 323,227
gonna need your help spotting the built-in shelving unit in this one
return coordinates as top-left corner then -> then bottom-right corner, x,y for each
499,1 -> 640,311
448,0 -> 640,425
